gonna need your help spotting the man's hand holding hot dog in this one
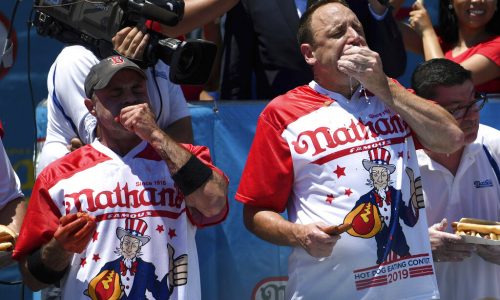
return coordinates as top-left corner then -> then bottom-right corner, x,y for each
455,218 -> 500,265
295,222 -> 342,258
18,212 -> 97,291
54,213 -> 97,254
429,219 -> 475,262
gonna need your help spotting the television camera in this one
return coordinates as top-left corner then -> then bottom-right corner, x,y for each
33,0 -> 217,84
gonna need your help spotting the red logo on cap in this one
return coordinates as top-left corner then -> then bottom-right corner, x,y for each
110,56 -> 125,65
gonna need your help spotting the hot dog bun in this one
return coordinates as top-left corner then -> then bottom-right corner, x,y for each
0,225 -> 17,244
0,242 -> 13,251
454,218 -> 500,240
457,223 -> 500,235
77,211 -> 89,219
77,211 -> 95,222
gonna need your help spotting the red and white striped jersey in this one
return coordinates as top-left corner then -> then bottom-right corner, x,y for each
15,140 -> 228,300
236,82 -> 439,300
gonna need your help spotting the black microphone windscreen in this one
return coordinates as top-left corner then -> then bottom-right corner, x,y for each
141,3 -> 179,26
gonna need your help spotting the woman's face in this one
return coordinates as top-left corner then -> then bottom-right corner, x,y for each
452,0 -> 497,30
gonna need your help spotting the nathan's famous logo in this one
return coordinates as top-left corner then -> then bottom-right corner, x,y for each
64,182 -> 183,214
344,147 -> 424,265
292,116 -> 408,157
86,218 -> 187,300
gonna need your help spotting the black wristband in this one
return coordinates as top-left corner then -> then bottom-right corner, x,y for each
172,155 -> 213,196
26,248 -> 68,284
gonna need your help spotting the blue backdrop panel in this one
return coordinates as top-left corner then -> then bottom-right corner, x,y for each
0,264 -> 33,300
190,102 -> 290,300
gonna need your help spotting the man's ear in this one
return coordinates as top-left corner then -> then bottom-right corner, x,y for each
301,43 -> 316,66
84,98 -> 96,115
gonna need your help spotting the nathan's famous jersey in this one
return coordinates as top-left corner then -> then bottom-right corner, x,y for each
236,82 -> 439,300
14,140 -> 228,300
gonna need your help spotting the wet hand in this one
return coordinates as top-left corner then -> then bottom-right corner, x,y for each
430,219 -> 475,262
338,44 -> 387,96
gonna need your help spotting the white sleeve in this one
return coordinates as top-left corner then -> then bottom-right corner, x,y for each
166,75 -> 191,124
147,61 -> 190,130
481,125 -> 500,163
39,46 -> 99,174
0,140 -> 23,209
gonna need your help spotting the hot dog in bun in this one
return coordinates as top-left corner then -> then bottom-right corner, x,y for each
0,225 -> 17,251
453,218 -> 500,241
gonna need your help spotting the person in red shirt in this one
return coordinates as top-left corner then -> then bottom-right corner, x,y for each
396,0 -> 500,93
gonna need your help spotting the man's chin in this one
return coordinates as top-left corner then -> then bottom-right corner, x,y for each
464,132 -> 478,144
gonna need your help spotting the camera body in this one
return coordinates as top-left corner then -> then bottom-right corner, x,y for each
33,0 -> 216,84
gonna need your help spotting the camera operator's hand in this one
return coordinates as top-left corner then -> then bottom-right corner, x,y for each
66,138 -> 83,152
112,27 -> 150,60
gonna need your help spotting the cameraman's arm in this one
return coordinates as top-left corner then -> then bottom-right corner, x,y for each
39,46 -> 100,175
159,0 -> 238,37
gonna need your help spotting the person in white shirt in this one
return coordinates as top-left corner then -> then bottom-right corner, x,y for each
0,129 -> 26,268
412,58 -> 500,300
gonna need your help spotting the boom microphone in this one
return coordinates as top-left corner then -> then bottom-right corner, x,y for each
135,2 -> 180,26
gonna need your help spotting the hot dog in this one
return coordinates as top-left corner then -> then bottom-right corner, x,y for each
77,212 -> 96,224
322,223 -> 352,235
77,211 -> 91,220
0,225 -> 17,245
453,218 -> 500,240
0,242 -> 13,251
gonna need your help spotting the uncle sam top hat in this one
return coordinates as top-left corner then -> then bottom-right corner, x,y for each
116,218 -> 151,246
362,147 -> 396,174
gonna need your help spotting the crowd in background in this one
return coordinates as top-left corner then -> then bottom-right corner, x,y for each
181,0 -> 499,101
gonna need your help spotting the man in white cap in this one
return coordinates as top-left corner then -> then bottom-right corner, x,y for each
13,55 -> 228,300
